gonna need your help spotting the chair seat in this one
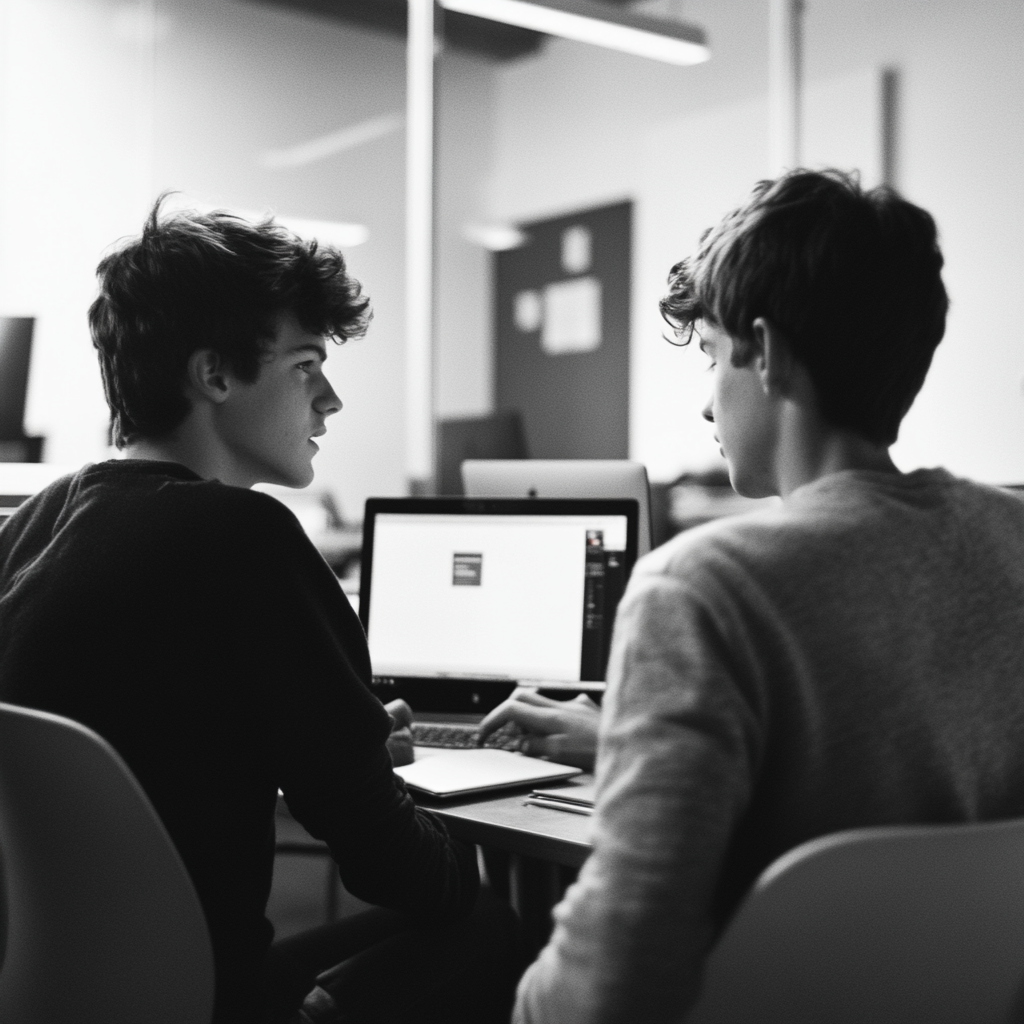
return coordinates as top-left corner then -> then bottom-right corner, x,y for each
687,817 -> 1024,1024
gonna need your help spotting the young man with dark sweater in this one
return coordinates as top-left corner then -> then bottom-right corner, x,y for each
0,201 -> 518,1024
479,169 -> 1024,1023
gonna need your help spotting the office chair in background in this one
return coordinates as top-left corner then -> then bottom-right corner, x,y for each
686,816 -> 1024,1024
0,702 -> 214,1024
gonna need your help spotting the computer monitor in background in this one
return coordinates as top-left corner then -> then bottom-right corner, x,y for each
436,411 -> 528,496
462,459 -> 654,556
0,317 -> 43,462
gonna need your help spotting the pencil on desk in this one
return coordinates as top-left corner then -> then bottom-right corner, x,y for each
525,795 -> 594,816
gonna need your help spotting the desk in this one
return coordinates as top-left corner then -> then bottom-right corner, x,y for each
419,776 -> 595,952
422,779 -> 593,868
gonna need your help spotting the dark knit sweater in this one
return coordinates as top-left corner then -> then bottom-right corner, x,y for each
0,460 -> 478,1023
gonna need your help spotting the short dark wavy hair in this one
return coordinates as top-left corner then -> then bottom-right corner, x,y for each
660,169 -> 948,446
89,195 -> 372,446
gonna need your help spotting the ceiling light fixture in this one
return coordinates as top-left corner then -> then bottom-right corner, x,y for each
259,113 -> 404,170
440,0 -> 709,66
462,223 -> 529,251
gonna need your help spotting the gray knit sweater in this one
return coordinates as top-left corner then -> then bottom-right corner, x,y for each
515,468 -> 1024,1024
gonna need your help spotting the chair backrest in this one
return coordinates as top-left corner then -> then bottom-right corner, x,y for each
0,702 -> 214,1024
686,817 -> 1024,1024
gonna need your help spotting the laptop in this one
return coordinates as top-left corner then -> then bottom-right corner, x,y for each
359,497 -> 639,795
461,459 -> 654,556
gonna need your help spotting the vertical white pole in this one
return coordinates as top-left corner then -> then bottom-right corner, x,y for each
768,0 -> 803,175
0,0 -> 10,262
880,67 -> 900,188
138,0 -> 158,219
406,0 -> 438,494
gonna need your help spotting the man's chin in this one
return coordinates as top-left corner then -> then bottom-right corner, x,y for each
266,462 -> 316,490
728,466 -> 773,500
289,465 -> 316,489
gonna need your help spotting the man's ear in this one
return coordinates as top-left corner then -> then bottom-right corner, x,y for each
751,317 -> 797,397
186,349 -> 231,405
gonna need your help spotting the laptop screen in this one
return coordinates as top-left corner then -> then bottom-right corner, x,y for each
360,498 -> 639,707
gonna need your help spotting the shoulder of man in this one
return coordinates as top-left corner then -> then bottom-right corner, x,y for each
58,461 -> 322,575
0,470 -> 80,574
160,477 -> 324,569
633,502 -> 795,589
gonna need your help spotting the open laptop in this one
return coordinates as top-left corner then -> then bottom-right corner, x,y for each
461,459 -> 653,556
359,497 -> 639,795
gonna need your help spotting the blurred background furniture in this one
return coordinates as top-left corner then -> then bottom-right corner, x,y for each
686,816 -> 1024,1024
436,410 -> 528,496
0,463 -> 80,526
0,317 -> 44,463
256,485 -> 363,585
0,702 -> 214,1024
462,458 -> 653,555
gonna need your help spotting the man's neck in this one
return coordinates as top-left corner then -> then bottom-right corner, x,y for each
775,403 -> 899,498
122,424 -> 249,488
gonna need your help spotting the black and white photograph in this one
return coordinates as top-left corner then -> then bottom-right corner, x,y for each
1,1 -> 1023,1022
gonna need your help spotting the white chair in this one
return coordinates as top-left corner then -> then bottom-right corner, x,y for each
686,816 -> 1024,1024
0,701 -> 214,1024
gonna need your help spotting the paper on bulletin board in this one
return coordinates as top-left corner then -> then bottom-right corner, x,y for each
541,276 -> 602,355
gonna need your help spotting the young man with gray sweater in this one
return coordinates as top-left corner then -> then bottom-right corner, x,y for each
486,169 -> 1024,1023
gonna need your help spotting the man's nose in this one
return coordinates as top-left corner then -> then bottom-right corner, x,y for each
318,380 -> 343,416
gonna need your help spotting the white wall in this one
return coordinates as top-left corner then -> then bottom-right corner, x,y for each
633,94 -> 769,478
483,0 -> 1024,484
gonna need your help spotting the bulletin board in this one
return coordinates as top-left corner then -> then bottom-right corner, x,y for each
494,200 -> 632,459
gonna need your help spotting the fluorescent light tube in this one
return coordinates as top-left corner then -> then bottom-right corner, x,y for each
441,0 -> 709,66
259,113 -> 404,170
462,222 -> 529,251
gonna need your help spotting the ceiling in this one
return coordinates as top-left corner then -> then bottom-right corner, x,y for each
245,0 -> 638,61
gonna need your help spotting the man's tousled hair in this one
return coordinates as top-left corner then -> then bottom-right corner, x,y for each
89,194 -> 372,446
660,169 -> 948,446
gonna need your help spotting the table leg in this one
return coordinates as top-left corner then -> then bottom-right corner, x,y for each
509,853 -> 568,956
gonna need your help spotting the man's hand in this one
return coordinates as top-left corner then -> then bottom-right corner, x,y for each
384,698 -> 415,767
477,689 -> 600,770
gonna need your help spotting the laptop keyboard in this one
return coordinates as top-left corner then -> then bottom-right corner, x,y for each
412,720 -> 524,752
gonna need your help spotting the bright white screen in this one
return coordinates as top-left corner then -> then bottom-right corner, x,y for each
367,513 -> 626,682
